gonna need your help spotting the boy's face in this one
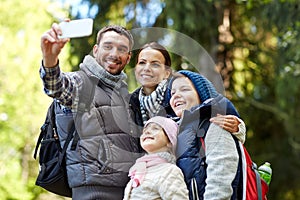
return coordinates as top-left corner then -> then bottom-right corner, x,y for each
93,31 -> 131,75
170,77 -> 200,118
140,123 -> 170,154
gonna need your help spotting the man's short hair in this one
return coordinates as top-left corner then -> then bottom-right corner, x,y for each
96,25 -> 134,50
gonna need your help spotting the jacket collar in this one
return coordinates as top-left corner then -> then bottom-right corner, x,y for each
180,94 -> 227,126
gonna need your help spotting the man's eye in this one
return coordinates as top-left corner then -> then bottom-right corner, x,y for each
103,45 -> 112,50
118,47 -> 127,53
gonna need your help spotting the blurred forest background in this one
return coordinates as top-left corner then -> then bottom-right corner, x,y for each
0,0 -> 299,199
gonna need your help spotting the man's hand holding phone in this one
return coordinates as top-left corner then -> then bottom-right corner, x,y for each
41,18 -> 93,68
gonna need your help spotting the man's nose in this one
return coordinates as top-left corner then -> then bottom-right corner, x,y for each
109,47 -> 120,56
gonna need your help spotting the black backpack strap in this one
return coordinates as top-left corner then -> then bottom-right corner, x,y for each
58,122 -> 75,165
70,132 -> 79,151
33,100 -> 56,159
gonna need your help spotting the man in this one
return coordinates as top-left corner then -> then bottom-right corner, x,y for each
40,23 -> 140,199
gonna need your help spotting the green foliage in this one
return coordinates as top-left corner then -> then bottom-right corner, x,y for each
2,0 -> 298,198
223,1 -> 300,198
0,0 -> 72,199
164,0 -> 219,54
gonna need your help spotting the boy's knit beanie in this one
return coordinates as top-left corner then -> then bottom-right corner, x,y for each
175,70 -> 219,102
144,116 -> 178,154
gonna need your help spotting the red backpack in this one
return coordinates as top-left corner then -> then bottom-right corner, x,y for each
238,143 -> 269,200
198,119 -> 269,200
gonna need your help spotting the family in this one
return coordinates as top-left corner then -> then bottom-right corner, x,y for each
40,23 -> 246,199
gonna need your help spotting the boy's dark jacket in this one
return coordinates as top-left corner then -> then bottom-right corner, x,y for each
177,94 -> 242,200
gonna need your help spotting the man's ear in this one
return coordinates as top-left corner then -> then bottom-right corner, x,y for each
92,44 -> 98,57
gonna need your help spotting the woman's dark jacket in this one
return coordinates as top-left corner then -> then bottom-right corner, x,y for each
129,85 -> 177,132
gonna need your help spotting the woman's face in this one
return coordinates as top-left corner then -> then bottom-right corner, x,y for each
170,77 -> 200,118
140,122 -> 170,154
135,48 -> 171,95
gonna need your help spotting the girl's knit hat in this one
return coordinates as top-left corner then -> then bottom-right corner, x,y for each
144,116 -> 178,154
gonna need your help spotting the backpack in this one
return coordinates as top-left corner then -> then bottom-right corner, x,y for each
237,142 -> 269,200
33,70 -> 96,197
199,119 -> 269,200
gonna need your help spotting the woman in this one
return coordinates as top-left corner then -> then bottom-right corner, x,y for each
129,42 -> 245,140
129,42 -> 175,129
168,70 -> 243,199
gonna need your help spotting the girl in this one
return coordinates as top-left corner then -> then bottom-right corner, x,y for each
123,116 -> 189,200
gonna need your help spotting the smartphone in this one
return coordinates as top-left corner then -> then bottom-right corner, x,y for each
58,18 -> 93,39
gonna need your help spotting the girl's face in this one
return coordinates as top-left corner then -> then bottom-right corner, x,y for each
170,77 -> 201,118
135,48 -> 171,95
140,122 -> 170,154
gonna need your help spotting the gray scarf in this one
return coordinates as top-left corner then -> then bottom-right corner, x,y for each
80,55 -> 127,89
